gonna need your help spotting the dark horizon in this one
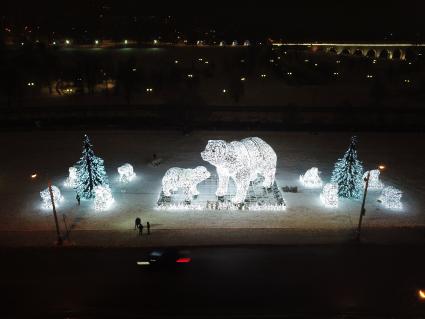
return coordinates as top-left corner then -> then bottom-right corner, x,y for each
2,0 -> 425,41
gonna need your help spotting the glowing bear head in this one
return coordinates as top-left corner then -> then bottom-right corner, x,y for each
193,166 -> 211,183
201,140 -> 228,166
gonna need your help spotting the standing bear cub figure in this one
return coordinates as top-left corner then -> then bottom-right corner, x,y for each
201,137 -> 277,204
162,166 -> 211,202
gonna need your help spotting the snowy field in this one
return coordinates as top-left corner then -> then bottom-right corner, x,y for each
0,130 -> 424,234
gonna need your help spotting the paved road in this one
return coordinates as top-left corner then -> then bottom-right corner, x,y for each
1,245 -> 425,318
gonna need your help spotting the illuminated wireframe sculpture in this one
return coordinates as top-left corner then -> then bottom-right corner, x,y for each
320,183 -> 338,208
93,185 -> 114,211
75,135 -> 109,199
300,167 -> 323,188
379,186 -> 403,210
201,137 -> 277,204
363,169 -> 384,190
243,40 -> 250,46
40,185 -> 64,209
64,166 -> 78,188
331,136 -> 363,199
117,163 -> 136,183
162,166 -> 210,201
232,40 -> 238,46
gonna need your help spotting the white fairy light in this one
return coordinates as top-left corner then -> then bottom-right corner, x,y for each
161,166 -> 211,201
201,137 -> 277,204
320,183 -> 338,208
117,163 -> 136,183
93,185 -> 114,211
40,186 -> 64,209
156,203 -> 204,211
64,166 -> 78,188
243,40 -> 250,46
300,167 -> 323,188
363,169 -> 384,190
379,186 -> 403,210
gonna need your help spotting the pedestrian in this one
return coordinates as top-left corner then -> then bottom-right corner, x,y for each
134,217 -> 141,230
147,221 -> 150,235
76,194 -> 80,205
138,223 -> 143,236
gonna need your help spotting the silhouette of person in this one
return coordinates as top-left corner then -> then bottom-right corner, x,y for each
134,217 -> 141,230
147,222 -> 150,235
76,194 -> 80,205
138,223 -> 143,236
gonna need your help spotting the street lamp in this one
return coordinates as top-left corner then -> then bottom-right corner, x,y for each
31,173 -> 62,245
356,165 -> 385,241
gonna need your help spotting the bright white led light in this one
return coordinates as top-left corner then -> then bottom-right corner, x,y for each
64,166 -> 78,188
363,169 -> 384,190
40,186 -> 64,209
117,163 -> 136,183
320,183 -> 338,208
93,185 -> 114,211
201,137 -> 277,204
300,167 -> 323,188
379,186 -> 403,210
162,166 -> 211,201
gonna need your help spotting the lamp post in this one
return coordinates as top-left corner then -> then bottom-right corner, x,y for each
32,173 -> 62,245
356,165 -> 385,241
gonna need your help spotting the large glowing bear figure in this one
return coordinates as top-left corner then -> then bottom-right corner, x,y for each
201,137 -> 277,204
162,166 -> 211,201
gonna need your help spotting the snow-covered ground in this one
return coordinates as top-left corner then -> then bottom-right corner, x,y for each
0,130 -> 424,234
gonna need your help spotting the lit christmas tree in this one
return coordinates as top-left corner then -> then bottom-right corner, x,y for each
75,135 -> 109,199
331,136 -> 364,199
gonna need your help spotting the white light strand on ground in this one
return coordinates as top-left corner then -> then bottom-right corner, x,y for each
201,137 -> 277,204
93,185 -> 114,211
363,169 -> 384,190
300,167 -> 323,188
40,186 -> 64,209
64,166 -> 78,188
320,183 -> 339,208
117,163 -> 136,183
379,186 -> 403,210
162,166 -> 211,201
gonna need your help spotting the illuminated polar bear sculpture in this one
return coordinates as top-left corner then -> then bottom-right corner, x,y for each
201,137 -> 277,204
162,166 -> 211,201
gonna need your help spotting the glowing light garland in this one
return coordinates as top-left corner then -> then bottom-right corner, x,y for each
162,166 -> 211,201
320,183 -> 339,208
300,167 -> 323,188
118,163 -> 136,183
75,135 -> 109,199
331,136 -> 363,199
93,185 -> 114,211
64,166 -> 78,188
363,169 -> 384,190
40,185 -> 64,209
379,186 -> 403,210
201,137 -> 277,204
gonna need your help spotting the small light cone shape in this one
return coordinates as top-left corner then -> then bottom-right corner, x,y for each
320,183 -> 338,208
40,185 -> 64,209
162,166 -> 210,201
300,167 -> 323,188
201,137 -> 277,204
118,163 -> 136,183
379,186 -> 403,210
64,166 -> 78,188
363,169 -> 384,190
93,185 -> 114,211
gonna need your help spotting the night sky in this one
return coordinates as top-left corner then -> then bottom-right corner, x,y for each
2,0 -> 425,41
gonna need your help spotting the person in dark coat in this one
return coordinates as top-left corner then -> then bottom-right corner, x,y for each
76,194 -> 80,205
138,223 -> 144,236
147,222 -> 151,235
134,217 -> 141,230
